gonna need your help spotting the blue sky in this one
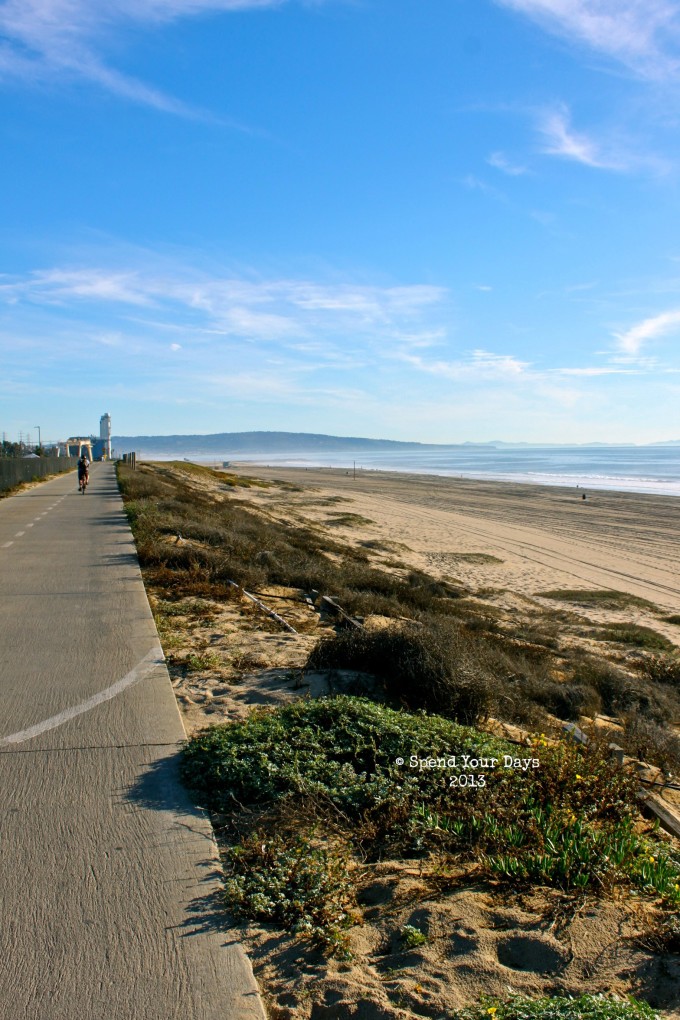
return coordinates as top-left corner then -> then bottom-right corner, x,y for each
2,0 -> 680,445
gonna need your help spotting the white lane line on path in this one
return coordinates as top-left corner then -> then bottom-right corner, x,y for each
2,541 -> 13,548
0,646 -> 165,747
15,531 -> 25,537
26,524 -> 34,528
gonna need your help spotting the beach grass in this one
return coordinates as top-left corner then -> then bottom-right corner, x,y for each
439,552 -> 504,564
537,589 -> 659,612
325,512 -> 375,527
161,460 -> 272,488
593,622 -> 674,651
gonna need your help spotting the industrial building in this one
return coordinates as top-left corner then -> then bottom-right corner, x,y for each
61,413 -> 113,461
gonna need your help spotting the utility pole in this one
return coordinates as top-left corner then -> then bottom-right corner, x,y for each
35,425 -> 41,453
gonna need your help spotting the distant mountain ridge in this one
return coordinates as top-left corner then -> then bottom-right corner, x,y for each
111,431 -> 442,455
112,431 -> 680,454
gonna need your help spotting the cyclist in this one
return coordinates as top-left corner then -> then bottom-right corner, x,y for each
77,454 -> 90,493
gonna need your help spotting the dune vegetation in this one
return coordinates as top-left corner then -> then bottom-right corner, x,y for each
117,460 -> 680,1016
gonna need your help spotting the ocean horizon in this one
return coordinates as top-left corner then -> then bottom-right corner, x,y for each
147,444 -> 680,498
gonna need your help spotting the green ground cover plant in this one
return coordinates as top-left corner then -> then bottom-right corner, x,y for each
181,696 -> 507,822
399,924 -> 428,948
224,832 -> 356,956
186,650 -> 223,672
181,696 -> 680,938
452,994 -> 658,1020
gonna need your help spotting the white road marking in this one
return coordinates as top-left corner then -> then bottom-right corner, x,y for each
1,541 -> 13,548
15,531 -> 25,537
0,646 -> 165,747
26,523 -> 34,528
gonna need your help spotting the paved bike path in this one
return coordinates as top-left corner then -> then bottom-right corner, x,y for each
0,464 -> 265,1019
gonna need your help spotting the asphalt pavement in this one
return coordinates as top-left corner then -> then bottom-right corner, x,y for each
0,464 -> 265,1019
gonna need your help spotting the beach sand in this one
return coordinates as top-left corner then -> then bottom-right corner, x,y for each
231,464 -> 680,617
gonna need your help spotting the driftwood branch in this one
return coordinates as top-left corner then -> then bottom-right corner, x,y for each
320,595 -> 363,630
227,580 -> 298,634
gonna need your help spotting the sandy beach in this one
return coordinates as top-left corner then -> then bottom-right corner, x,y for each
230,464 -> 680,618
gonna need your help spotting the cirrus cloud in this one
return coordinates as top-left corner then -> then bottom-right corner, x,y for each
0,0 -> 292,115
494,0 -> 680,80
0,259 -> 450,353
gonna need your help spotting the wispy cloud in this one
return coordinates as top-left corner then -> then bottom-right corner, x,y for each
400,349 -> 531,382
494,0 -> 680,79
0,0 -> 287,115
536,104 -> 669,175
460,174 -> 510,204
487,150 -> 528,176
612,308 -> 680,356
470,349 -> 530,375
538,106 -> 624,169
0,259 -> 450,358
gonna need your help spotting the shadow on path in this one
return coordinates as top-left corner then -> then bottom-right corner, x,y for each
125,748 -> 234,940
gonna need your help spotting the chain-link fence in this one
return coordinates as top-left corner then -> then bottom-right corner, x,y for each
0,456 -> 79,493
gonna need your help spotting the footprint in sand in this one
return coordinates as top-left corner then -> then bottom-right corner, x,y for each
496,935 -> 567,975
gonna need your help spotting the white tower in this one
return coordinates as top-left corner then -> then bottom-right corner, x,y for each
100,413 -> 112,460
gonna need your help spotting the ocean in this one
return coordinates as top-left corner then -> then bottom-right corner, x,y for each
208,445 -> 680,498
